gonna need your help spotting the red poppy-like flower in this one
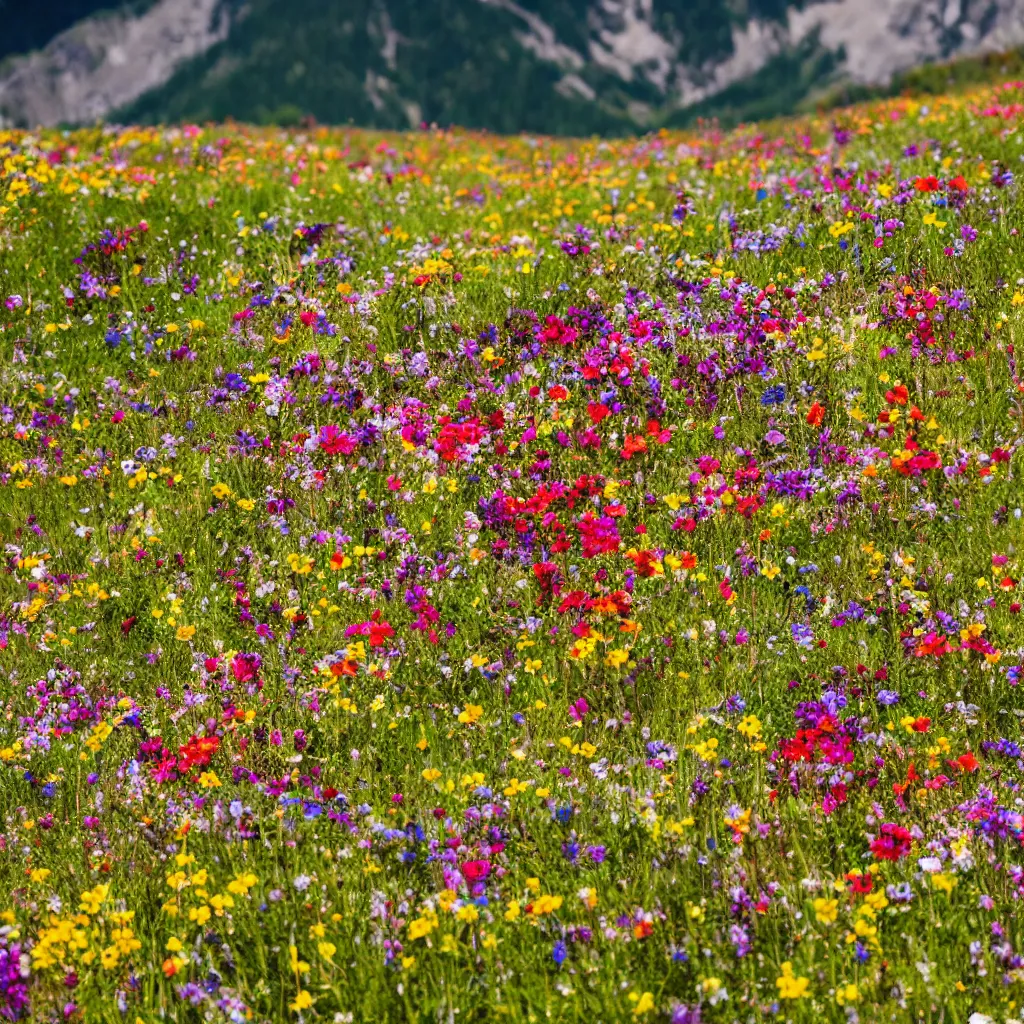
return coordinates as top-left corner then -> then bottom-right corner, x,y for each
845,871 -> 874,893
462,860 -> 491,882
619,434 -> 648,459
914,176 -> 940,192
870,823 -> 913,861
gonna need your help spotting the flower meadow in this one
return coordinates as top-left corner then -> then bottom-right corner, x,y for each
5,85 -> 1024,1024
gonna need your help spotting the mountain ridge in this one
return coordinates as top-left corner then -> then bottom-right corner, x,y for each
2,0 -> 1024,133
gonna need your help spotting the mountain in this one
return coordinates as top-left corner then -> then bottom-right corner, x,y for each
2,0 -> 1024,133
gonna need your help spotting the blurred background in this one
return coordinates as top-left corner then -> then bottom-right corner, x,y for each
2,0 -> 1024,133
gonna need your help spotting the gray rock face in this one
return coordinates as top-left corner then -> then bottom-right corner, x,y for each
0,0 -> 230,127
2,0 -> 1024,128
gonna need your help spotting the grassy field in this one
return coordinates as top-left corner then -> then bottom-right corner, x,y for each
2,86 -> 1024,1023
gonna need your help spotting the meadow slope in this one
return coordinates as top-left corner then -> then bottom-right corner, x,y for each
2,90 -> 1024,1023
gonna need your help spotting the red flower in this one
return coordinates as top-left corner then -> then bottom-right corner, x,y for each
914,176 -> 940,192
462,859 -> 491,882
319,424 -> 357,455
177,735 -> 220,775
368,621 -> 395,647
845,870 -> 874,893
619,434 -> 648,459
870,823 -> 913,861
532,561 -> 562,602
806,402 -> 825,427
230,652 -> 262,684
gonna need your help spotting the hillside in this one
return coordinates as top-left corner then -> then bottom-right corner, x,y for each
2,0 -> 1024,132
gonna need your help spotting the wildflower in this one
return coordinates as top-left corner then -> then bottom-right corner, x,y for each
289,990 -> 314,1012
629,992 -> 655,1016
836,982 -> 859,1005
813,897 -> 839,924
775,962 -> 809,999
870,823 -> 913,861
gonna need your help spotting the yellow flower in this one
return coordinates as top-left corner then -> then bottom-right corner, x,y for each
227,871 -> 258,895
188,904 -> 211,926
503,777 -> 530,797
408,916 -> 436,940
421,768 -> 442,783
736,715 -> 762,740
176,625 -> 196,642
836,982 -> 860,1005
692,737 -> 719,762
530,894 -> 563,916
211,482 -> 232,500
287,552 -> 314,575
605,648 -> 630,669
629,991 -> 655,1017
775,962 -> 809,999
289,990 -> 314,1012
79,884 -> 109,915
457,704 -> 483,725
813,897 -> 839,925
